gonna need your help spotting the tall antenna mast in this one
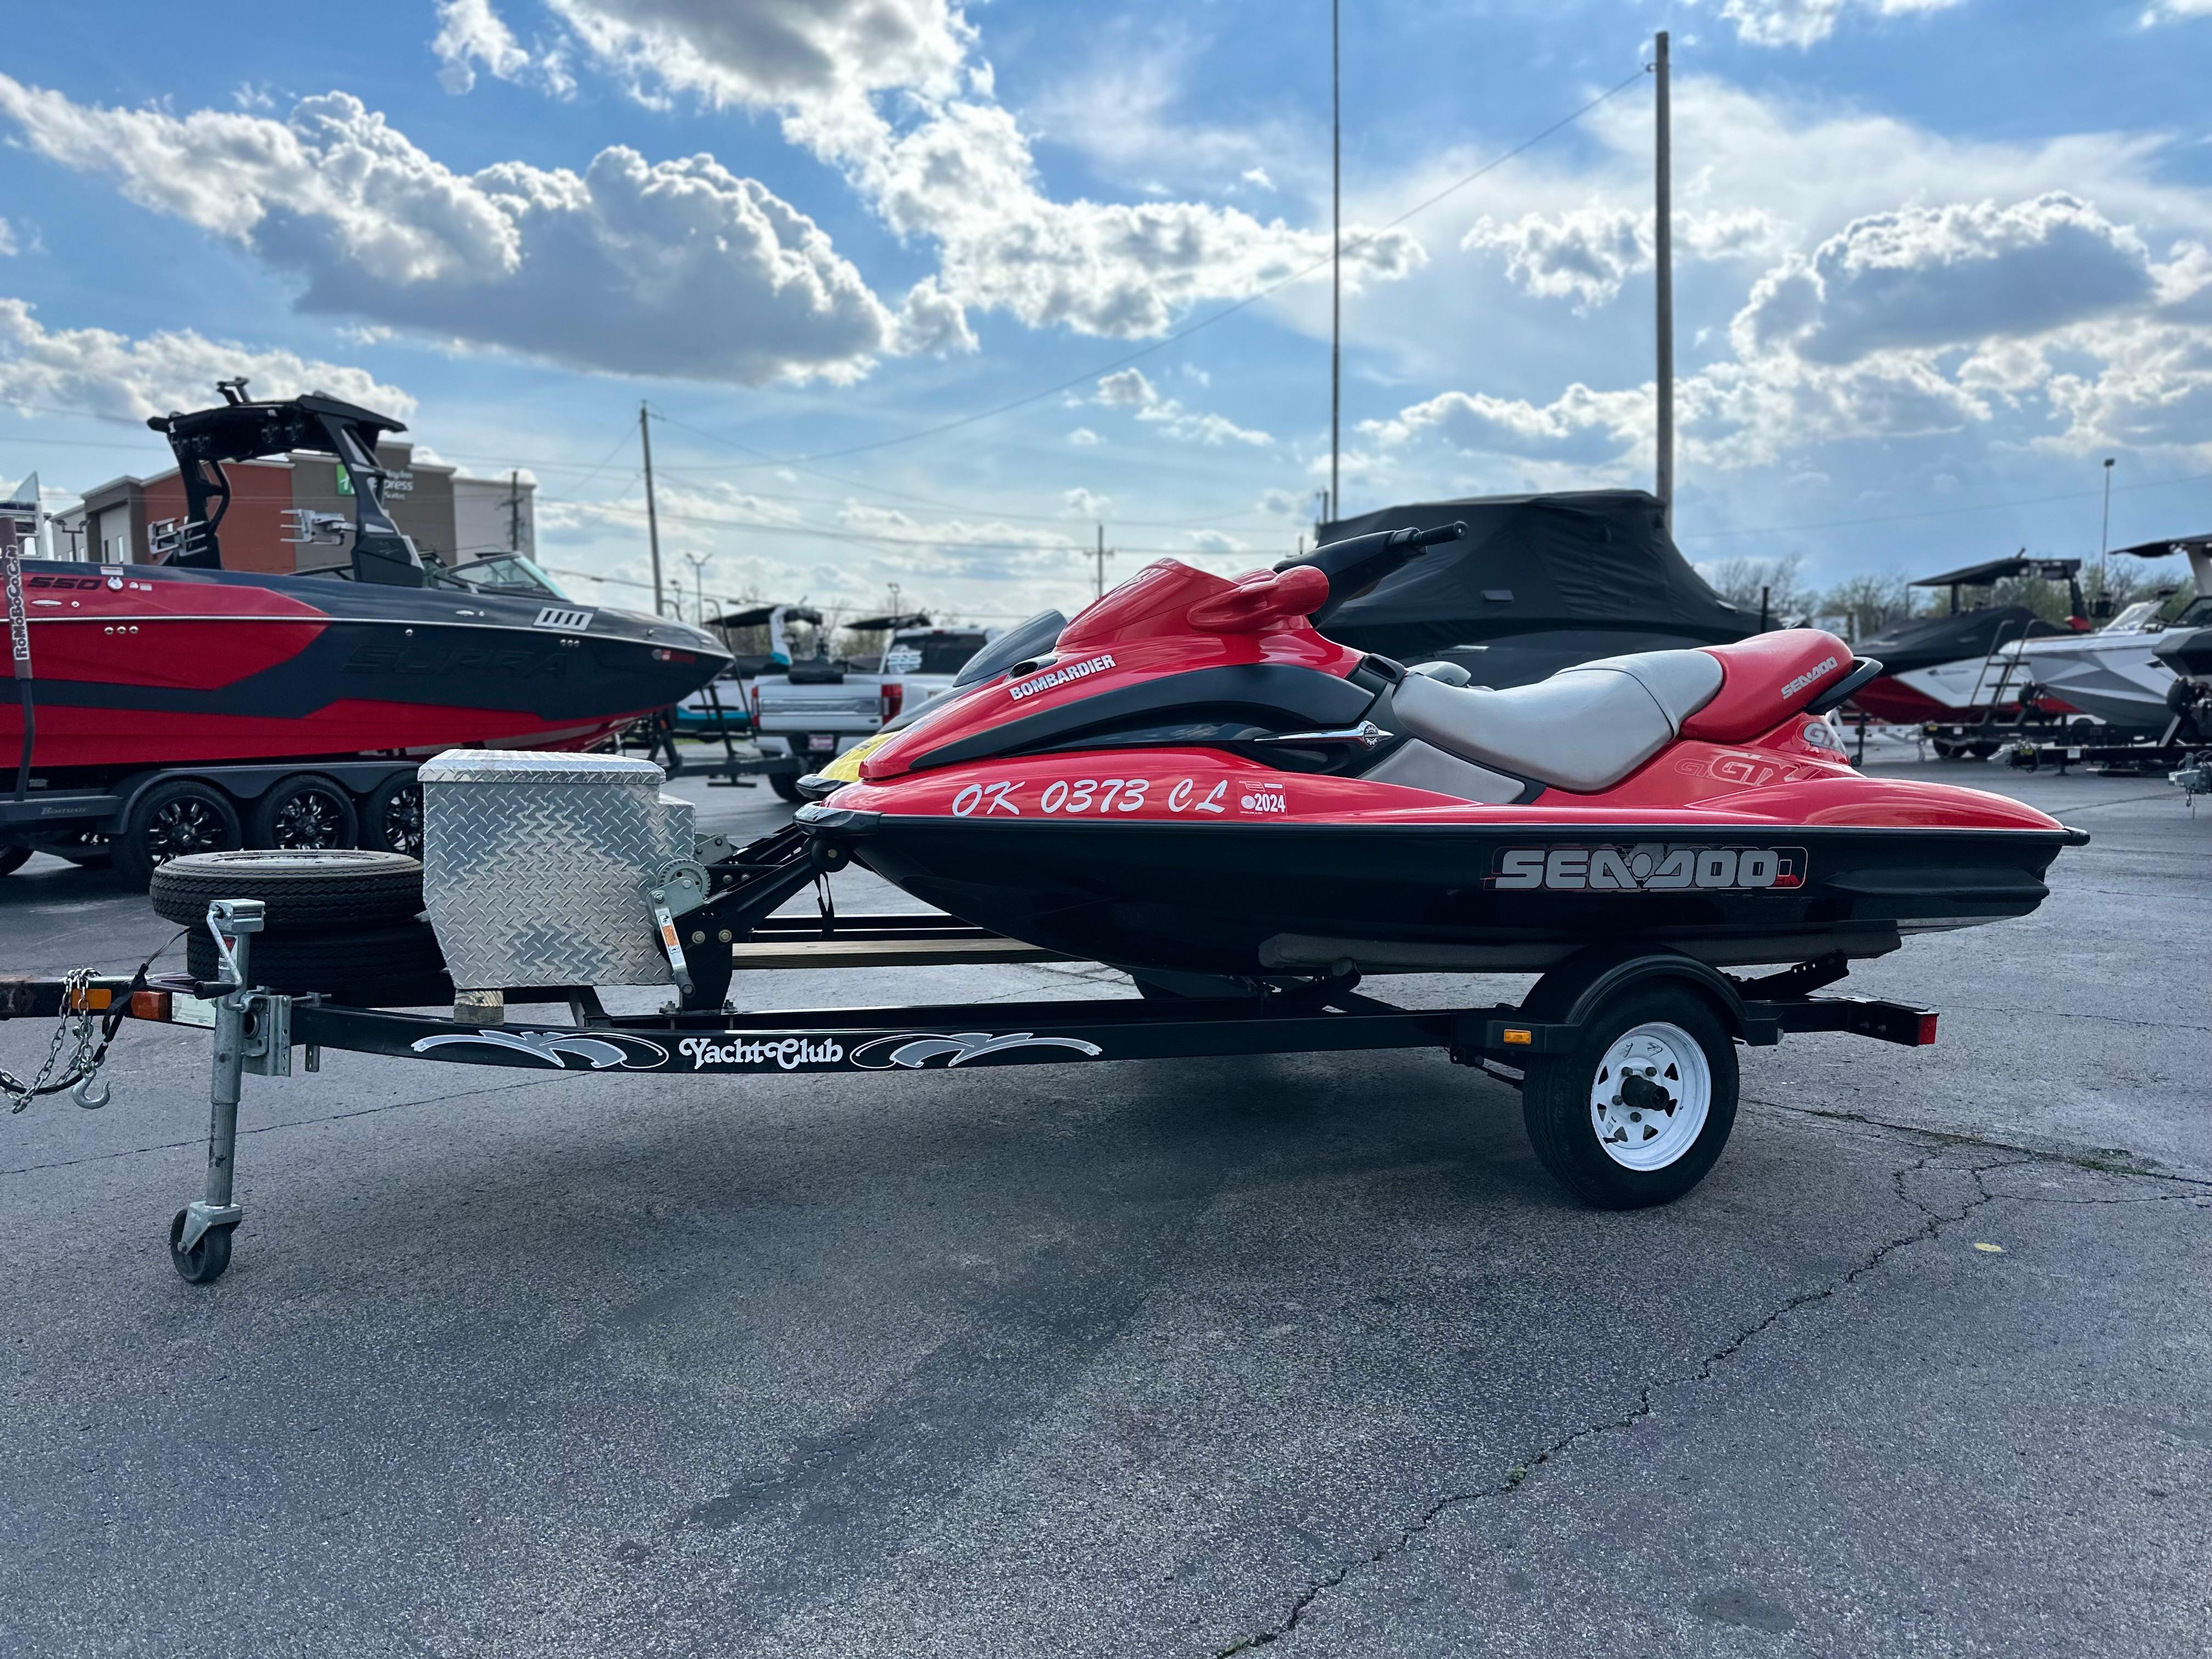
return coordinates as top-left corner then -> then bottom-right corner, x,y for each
1330,0 -> 1341,523
1654,31 -> 1674,535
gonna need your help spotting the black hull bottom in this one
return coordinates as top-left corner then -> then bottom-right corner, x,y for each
836,818 -> 2073,977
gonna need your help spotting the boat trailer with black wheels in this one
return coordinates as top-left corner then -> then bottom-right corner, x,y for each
2,891 -> 1939,1286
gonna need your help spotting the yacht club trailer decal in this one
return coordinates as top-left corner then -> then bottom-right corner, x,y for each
1487,844 -> 1807,892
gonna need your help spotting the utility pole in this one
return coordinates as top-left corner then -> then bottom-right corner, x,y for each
507,469 -> 521,553
1654,30 -> 1674,536
2099,456 -> 2115,575
1330,0 -> 1341,524
1092,523 -> 1117,600
639,401 -> 665,617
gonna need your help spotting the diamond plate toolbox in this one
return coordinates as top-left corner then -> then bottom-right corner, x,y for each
420,751 -> 697,989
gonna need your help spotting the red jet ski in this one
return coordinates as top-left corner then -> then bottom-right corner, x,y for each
798,524 -> 2086,984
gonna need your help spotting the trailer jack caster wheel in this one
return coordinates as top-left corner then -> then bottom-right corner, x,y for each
168,1207 -> 238,1284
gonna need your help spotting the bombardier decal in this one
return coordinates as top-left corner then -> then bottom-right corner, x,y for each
1487,844 -> 1807,892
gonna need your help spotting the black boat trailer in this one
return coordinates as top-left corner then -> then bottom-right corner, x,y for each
2,891 -> 1939,1284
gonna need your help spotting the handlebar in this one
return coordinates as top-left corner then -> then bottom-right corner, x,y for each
1274,520 -> 1468,621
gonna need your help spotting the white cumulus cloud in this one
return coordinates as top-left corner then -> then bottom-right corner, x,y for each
1093,367 -> 1272,446
0,76 -> 922,386
432,0 -> 533,93
1714,0 -> 1966,50
0,297 -> 416,423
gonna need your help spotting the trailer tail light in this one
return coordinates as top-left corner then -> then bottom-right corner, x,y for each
881,683 -> 905,721
1915,1012 -> 1939,1046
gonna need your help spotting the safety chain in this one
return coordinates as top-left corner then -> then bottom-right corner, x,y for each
2,932 -> 180,1114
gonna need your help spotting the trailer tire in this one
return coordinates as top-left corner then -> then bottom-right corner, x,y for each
770,772 -> 805,802
250,772 -> 359,851
151,848 -> 424,930
1520,986 -> 1738,1210
185,915 -> 444,995
362,776 -> 424,858
116,780 -> 243,888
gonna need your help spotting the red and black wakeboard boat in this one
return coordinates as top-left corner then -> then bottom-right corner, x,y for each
797,524 -> 2086,984
1848,554 -> 2085,727
3,385 -> 729,774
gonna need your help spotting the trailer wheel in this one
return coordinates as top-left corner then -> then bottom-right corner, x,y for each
0,845 -> 29,876
116,780 -> 242,887
362,776 -> 424,857
1521,986 -> 1738,1209
251,773 -> 359,851
770,772 -> 805,802
168,1209 -> 234,1284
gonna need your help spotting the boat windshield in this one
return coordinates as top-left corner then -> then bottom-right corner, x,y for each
2171,595 -> 2212,628
2103,600 -> 2166,634
442,555 -> 573,600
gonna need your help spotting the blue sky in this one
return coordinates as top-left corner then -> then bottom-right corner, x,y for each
3,0 -> 2209,624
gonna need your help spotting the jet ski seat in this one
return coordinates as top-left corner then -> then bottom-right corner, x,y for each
1389,648 -> 1724,794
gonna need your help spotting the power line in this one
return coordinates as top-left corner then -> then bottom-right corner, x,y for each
657,67 -> 1651,473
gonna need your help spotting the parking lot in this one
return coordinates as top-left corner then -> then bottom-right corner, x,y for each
2,759 -> 2205,1657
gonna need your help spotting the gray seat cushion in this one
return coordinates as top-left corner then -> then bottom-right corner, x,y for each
1389,648 -> 1724,794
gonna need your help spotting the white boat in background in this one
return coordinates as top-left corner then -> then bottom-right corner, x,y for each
1997,536 -> 2212,732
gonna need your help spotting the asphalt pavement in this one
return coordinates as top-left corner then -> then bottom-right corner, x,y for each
1,757 -> 2205,1657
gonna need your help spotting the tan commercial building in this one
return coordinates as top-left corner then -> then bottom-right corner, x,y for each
65,446 -> 533,574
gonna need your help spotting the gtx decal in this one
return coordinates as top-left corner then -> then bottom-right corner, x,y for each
1010,652 -> 1115,701
1487,844 -> 1807,892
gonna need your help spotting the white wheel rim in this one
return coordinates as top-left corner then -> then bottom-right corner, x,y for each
1588,1022 -> 1711,1171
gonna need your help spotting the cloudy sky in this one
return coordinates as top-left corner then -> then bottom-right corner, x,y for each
2,0 -> 2209,623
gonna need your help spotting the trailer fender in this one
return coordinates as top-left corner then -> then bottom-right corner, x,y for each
1463,945 -> 1779,1061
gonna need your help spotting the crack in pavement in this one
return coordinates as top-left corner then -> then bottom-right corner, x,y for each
1740,1097 -> 2212,1190
1213,1137 -> 2188,1656
1915,1001 -> 2212,1033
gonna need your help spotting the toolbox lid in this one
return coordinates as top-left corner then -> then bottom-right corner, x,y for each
417,750 -> 668,786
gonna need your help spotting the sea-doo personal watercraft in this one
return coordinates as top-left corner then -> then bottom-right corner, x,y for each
799,525 -> 2085,980
1,385 -> 730,772
1848,555 -> 2084,725
1994,535 -> 2212,733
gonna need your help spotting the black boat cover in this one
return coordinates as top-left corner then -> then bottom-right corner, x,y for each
1856,605 -> 2066,676
1315,490 -> 1750,659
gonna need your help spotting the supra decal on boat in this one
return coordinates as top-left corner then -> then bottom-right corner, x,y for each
1010,653 -> 1115,700
1487,844 -> 1807,892
1781,656 -> 1839,698
851,1031 -> 1105,1069
411,1029 -> 667,1069
677,1034 -> 845,1069
533,606 -> 594,631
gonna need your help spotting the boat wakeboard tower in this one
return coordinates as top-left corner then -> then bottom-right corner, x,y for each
797,522 -> 2086,984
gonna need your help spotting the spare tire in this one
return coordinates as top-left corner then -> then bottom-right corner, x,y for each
151,848 -> 424,932
187,916 -> 446,997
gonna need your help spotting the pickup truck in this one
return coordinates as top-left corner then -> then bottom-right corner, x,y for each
752,616 -> 991,798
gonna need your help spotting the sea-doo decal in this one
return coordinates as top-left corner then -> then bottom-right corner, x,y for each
1487,844 -> 1807,892
850,1031 -> 1104,1069
676,1035 -> 847,1070
534,606 -> 594,631
411,1029 -> 667,1069
1010,653 -> 1114,701
1781,656 -> 1839,698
